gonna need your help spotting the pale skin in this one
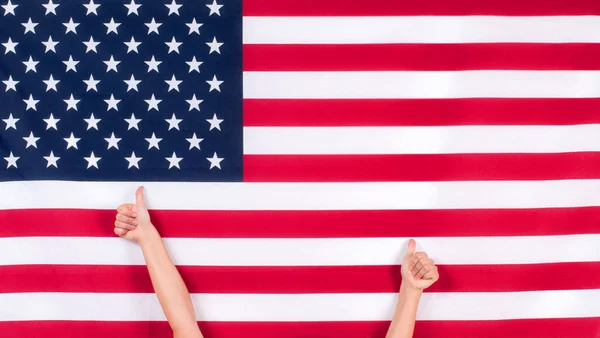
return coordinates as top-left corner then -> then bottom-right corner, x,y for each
114,187 -> 203,338
115,187 -> 438,338
385,239 -> 440,338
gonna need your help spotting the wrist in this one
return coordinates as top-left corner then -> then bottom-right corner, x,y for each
138,224 -> 160,245
400,282 -> 423,298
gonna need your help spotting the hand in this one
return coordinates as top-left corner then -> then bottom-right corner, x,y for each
114,186 -> 155,242
400,239 -> 439,291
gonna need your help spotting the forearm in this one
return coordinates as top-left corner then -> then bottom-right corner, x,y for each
385,284 -> 422,338
139,226 -> 202,337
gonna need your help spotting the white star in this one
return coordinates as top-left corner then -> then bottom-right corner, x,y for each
104,55 -> 120,72
105,94 -> 121,111
104,132 -> 121,150
2,0 -> 18,16
165,0 -> 182,16
43,0 -> 59,15
165,37 -> 182,54
206,152 -> 223,169
64,133 -> 81,149
166,152 -> 182,169
124,113 -> 141,130
23,131 -> 40,149
124,37 -> 141,54
186,94 -> 203,111
206,37 -> 223,54
63,18 -> 80,34
145,133 -> 162,150
165,75 -> 182,92
207,113 -> 224,131
206,0 -> 223,16
165,113 -> 182,130
42,36 -> 59,53
44,113 -> 60,130
22,18 -> 39,34
125,152 -> 142,169
43,74 -> 60,92
84,113 -> 101,130
2,113 -> 19,130
145,56 -> 161,73
186,133 -> 203,150
44,151 -> 60,168
124,0 -> 141,15
2,37 -> 18,54
3,75 -> 18,92
206,75 -> 224,92
145,18 -> 162,35
23,94 -> 40,111
84,152 -> 101,169
64,94 -> 80,111
23,56 -> 39,73
63,55 -> 79,72
2,38 -> 18,55
186,56 -> 203,73
124,74 -> 141,92
4,152 -> 18,168
104,18 -> 121,34
145,94 -> 161,111
83,74 -> 100,92
84,0 -> 100,15
186,18 -> 203,35
83,37 -> 100,53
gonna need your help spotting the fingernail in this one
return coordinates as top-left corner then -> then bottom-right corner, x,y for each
133,220 -> 137,225
132,213 -> 137,217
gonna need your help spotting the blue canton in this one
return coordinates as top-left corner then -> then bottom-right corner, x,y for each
0,0 -> 242,181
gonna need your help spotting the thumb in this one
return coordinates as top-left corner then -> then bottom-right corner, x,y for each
406,239 -> 416,256
135,186 -> 146,208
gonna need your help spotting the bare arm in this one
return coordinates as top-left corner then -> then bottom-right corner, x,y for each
385,239 -> 439,338
114,187 -> 203,338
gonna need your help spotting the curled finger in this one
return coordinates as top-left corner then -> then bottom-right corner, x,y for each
411,260 -> 424,276
416,265 -> 431,278
117,204 -> 136,217
415,252 -> 428,260
115,220 -> 136,231
116,213 -> 137,225
423,267 -> 439,281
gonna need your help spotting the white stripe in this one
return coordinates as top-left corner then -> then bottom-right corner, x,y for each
1,235 -> 598,266
244,125 -> 600,154
1,290 -> 599,321
1,180 -> 600,210
243,16 -> 600,44
243,71 -> 600,99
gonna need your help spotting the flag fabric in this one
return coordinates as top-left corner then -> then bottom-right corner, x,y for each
1,0 -> 600,337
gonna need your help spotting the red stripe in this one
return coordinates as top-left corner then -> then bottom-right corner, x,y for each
2,207 -> 599,238
1,263 -> 599,293
243,98 -> 600,127
244,153 -> 600,182
2,318 -> 599,338
244,0 -> 600,16
244,44 -> 600,71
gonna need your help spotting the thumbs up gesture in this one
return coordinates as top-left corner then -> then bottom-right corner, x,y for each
401,239 -> 439,290
114,186 -> 155,243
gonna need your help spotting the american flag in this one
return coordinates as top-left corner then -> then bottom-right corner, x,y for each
1,0 -> 600,337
